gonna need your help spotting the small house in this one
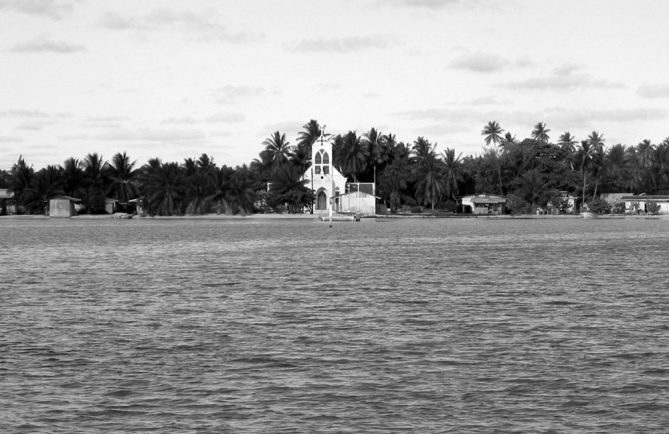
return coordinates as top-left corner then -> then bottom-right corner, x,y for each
49,196 -> 81,218
0,188 -> 14,215
621,194 -> 669,214
459,194 -> 507,215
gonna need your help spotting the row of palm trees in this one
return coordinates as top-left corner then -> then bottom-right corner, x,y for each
2,153 -> 260,216
2,119 -> 668,215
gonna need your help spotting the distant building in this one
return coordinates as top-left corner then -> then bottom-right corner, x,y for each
547,191 -> 578,214
621,194 -> 669,214
49,196 -> 81,218
601,192 -> 632,213
0,188 -> 14,215
302,132 -> 377,216
334,182 -> 377,216
459,194 -> 507,215
302,133 -> 347,215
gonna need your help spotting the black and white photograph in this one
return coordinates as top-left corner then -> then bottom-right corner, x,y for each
2,0 -> 669,432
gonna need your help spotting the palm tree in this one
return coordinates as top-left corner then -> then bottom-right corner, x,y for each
60,157 -> 84,198
442,148 -> 462,201
531,122 -> 550,143
557,132 -> 577,153
296,119 -> 323,159
142,161 -> 184,216
9,156 -> 34,213
624,146 -> 643,193
227,165 -> 257,215
414,153 -> 445,211
82,153 -> 110,214
481,121 -> 504,146
182,157 -> 214,215
262,131 -> 293,167
363,127 -> 385,185
604,144 -> 627,192
499,132 -> 517,152
338,131 -> 368,182
268,164 -> 313,213
24,165 -> 64,215
577,140 -> 596,210
107,152 -> 139,205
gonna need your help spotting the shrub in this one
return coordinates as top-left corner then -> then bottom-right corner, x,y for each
587,197 -> 611,214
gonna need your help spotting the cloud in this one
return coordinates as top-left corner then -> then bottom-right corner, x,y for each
503,63 -> 623,90
0,135 -> 24,143
291,36 -> 392,53
549,107 -> 668,127
95,128 -> 206,143
11,35 -> 86,53
449,52 -> 508,73
384,0 -> 463,9
0,0 -> 76,20
99,8 -> 261,43
0,109 -> 61,118
214,85 -> 272,104
394,106 -> 667,129
637,83 -> 669,99
160,112 -> 245,125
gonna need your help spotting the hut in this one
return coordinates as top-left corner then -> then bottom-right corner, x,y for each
49,196 -> 81,218
459,194 -> 507,215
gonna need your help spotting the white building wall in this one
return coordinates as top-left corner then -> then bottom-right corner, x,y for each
336,191 -> 376,215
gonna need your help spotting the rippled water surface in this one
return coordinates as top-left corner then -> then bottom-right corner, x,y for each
2,216 -> 669,432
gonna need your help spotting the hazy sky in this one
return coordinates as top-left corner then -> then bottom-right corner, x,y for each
2,0 -> 669,170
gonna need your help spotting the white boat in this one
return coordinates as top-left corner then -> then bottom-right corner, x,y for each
580,211 -> 598,219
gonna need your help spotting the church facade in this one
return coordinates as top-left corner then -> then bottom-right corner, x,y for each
302,134 -> 347,215
302,134 -> 377,216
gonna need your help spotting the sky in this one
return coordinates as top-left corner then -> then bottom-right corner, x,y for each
2,0 -> 669,171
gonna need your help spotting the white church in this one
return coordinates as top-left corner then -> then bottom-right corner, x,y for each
302,133 -> 377,216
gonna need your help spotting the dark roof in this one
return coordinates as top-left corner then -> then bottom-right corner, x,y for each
462,194 -> 507,204
52,195 -> 82,203
621,195 -> 669,201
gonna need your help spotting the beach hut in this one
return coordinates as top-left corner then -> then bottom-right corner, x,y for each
459,194 -> 507,215
49,196 -> 81,218
0,188 -> 13,215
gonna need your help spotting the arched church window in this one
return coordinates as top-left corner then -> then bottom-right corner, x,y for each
315,152 -> 322,165
322,152 -> 329,164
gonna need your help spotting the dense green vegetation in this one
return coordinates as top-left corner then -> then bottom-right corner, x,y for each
1,119 -> 669,216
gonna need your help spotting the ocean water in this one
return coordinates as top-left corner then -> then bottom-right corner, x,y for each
1,216 -> 669,432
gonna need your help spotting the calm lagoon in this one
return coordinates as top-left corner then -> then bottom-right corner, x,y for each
2,217 -> 669,432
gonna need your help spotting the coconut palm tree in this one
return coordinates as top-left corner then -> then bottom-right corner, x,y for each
24,165 -> 64,215
481,121 -> 504,146
142,161 -> 184,216
60,157 -> 84,198
268,164 -> 313,213
227,165 -> 257,215
182,157 -> 214,215
262,131 -> 293,167
363,127 -> 385,185
499,132 -> 517,152
107,152 -> 139,205
576,140 -> 596,210
604,144 -> 627,192
9,156 -> 34,213
414,152 -> 445,211
81,153 -> 110,214
442,148 -> 462,201
531,122 -> 550,143
338,131 -> 368,182
557,132 -> 577,153
296,119 -> 323,158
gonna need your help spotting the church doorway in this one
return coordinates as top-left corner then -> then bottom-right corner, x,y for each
317,191 -> 327,210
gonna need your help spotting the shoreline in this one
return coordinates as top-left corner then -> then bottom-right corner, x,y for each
2,213 -> 668,221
